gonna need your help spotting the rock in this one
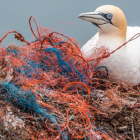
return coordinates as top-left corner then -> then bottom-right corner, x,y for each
117,125 -> 128,132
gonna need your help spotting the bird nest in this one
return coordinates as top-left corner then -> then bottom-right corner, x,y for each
0,16 -> 139,140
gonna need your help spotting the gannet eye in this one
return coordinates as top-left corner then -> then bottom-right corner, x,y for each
106,13 -> 113,20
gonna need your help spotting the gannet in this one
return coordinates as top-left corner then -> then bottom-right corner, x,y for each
78,5 -> 140,84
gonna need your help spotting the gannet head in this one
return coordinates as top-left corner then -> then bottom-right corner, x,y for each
78,5 -> 127,41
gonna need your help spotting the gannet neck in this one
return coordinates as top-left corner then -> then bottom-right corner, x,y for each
97,34 -> 126,52
98,23 -> 127,42
98,27 -> 127,51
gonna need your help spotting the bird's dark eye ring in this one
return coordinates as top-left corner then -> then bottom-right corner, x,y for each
106,13 -> 112,20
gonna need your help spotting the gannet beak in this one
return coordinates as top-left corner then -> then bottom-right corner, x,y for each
78,11 -> 112,26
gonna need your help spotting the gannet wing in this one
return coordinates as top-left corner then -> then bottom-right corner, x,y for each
126,26 -> 140,43
126,26 -> 140,52
81,33 -> 99,56
126,26 -> 140,71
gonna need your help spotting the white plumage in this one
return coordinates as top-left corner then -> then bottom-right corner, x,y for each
79,5 -> 140,84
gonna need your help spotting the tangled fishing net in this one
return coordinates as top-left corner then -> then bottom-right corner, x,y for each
0,16 -> 140,140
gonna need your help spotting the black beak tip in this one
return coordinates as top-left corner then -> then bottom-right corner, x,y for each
78,15 -> 82,18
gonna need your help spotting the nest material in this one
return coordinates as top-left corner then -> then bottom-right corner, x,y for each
0,16 -> 139,139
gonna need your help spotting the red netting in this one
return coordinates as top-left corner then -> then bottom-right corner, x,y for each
0,16 -> 139,139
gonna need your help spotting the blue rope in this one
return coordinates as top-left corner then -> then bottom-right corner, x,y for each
94,66 -> 109,77
45,48 -> 71,72
55,41 -> 66,45
6,49 -> 19,56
